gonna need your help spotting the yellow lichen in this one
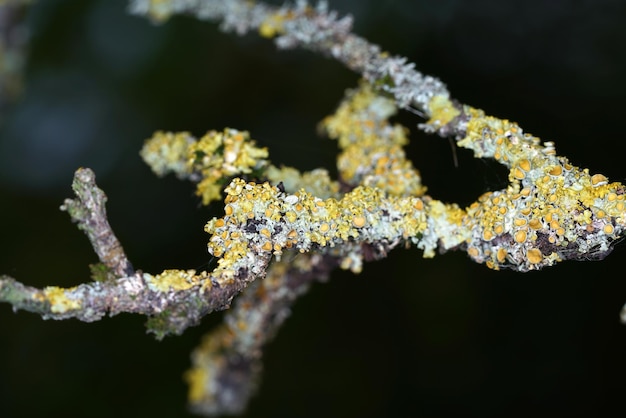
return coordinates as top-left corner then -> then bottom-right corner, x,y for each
139,80 -> 626,275
141,129 -> 269,206
320,81 -> 426,197
149,269 -> 208,292
43,286 -> 81,314
259,10 -> 294,38
426,95 -> 461,127
527,248 -> 543,264
184,367 -> 208,403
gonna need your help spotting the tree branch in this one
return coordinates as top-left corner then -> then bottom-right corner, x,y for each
1,1 -> 624,415
185,252 -> 339,415
60,168 -> 134,278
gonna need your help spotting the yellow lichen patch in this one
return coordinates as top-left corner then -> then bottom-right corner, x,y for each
467,247 -> 480,258
259,10 -> 294,38
548,165 -> 563,176
150,269 -> 206,292
512,167 -> 526,180
284,211 -> 297,223
184,367 -> 208,403
549,219 -> 560,230
141,129 -> 269,206
189,129 -> 269,205
352,215 -> 366,228
457,106 -> 544,168
518,159 -> 531,172
514,218 -> 527,227
204,177 -> 433,269
514,230 -> 527,243
321,81 -> 426,196
43,286 -> 81,314
527,248 -> 543,264
426,95 -> 461,127
591,174 -> 608,186
497,248 -> 507,263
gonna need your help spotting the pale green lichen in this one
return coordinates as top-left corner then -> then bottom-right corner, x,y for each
89,263 -> 115,282
258,8 -> 294,38
140,131 -> 195,178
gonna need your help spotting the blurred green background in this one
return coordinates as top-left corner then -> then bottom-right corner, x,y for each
1,0 -> 626,416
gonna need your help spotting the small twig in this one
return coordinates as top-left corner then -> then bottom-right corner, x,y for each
60,168 -> 134,278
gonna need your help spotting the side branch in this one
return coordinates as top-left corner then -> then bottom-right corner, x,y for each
128,0 -> 449,113
0,264 -> 271,337
60,168 -> 134,278
0,167 -> 277,337
185,253 -> 340,415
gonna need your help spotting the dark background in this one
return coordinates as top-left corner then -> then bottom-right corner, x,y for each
1,0 -> 626,417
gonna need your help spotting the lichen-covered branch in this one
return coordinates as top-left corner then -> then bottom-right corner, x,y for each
2,0 -> 625,416
0,168 -> 274,337
185,252 -> 339,415
128,0 -> 449,113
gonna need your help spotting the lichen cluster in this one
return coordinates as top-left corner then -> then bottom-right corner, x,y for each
205,177 -> 429,274
141,129 -> 269,205
2,1 -> 625,416
184,253 -> 326,415
140,82 -> 626,282
321,82 -> 427,197
424,98 -> 626,270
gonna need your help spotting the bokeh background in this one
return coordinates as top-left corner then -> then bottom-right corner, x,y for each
1,0 -> 626,417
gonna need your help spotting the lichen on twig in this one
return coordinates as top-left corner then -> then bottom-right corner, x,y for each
1,0 -> 625,416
